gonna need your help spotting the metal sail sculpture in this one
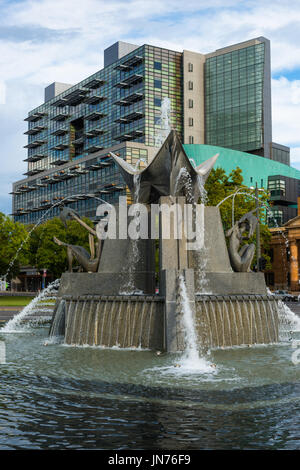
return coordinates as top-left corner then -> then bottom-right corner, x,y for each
110,130 -> 219,204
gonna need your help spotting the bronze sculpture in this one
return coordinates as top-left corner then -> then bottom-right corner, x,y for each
226,211 -> 258,272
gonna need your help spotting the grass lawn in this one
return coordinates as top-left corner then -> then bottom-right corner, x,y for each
0,296 -> 34,307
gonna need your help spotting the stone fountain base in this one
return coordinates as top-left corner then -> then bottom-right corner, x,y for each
51,269 -> 279,351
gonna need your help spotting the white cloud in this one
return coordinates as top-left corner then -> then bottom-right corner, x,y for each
272,77 -> 300,150
290,148 -> 300,166
0,81 -> 5,104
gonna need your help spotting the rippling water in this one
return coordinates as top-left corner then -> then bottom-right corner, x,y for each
0,325 -> 299,449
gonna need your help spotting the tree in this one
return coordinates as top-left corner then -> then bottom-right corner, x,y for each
27,216 -> 95,278
204,167 -> 272,270
0,213 -> 30,279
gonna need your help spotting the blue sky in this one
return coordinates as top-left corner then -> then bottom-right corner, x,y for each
1,0 -> 300,215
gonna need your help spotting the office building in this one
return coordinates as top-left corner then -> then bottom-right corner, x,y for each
11,37 -> 298,225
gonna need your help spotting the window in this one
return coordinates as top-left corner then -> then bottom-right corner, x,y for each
188,63 -> 193,72
154,97 -> 161,107
268,209 -> 283,227
188,117 -> 194,127
189,136 -> 194,144
154,79 -> 162,89
188,99 -> 193,109
268,179 -> 286,197
154,61 -> 162,70
188,81 -> 193,90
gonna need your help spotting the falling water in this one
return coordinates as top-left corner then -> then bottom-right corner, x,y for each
48,299 -> 66,341
266,287 -> 300,341
178,274 -> 212,371
277,299 -> 300,340
195,175 -> 210,293
120,172 -> 143,294
1,279 -> 60,333
154,97 -> 171,147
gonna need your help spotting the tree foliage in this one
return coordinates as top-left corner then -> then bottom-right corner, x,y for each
204,167 -> 272,270
0,213 -> 30,279
27,217 -> 94,278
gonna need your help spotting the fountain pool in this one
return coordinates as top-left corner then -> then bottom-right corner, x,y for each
0,317 -> 299,449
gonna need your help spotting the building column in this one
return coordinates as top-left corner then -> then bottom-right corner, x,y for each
289,239 -> 299,291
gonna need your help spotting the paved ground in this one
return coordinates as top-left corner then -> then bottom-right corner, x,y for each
0,307 -> 22,324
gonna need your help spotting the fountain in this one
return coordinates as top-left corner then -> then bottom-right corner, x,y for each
49,130 -> 280,352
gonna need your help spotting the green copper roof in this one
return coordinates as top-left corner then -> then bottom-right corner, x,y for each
183,144 -> 300,188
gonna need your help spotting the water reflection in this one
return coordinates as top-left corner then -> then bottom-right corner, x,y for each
0,328 -> 299,449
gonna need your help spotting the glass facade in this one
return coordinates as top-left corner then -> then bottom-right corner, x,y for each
25,46 -> 147,174
268,178 -> 286,198
144,45 -> 182,146
271,146 -> 290,166
13,145 -> 149,224
205,42 -> 265,153
14,38 -> 289,226
15,43 -> 183,224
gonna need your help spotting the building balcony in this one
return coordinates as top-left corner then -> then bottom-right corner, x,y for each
23,154 -> 46,162
86,156 -> 113,169
63,196 -> 78,203
51,128 -> 68,136
10,185 -> 36,194
16,185 -> 37,193
85,162 -> 103,171
72,194 -> 89,201
69,166 -> 88,175
84,95 -> 107,105
121,55 -> 144,68
58,170 -> 75,180
114,111 -> 144,124
113,74 -> 143,89
24,112 -> 47,122
97,183 -> 125,194
99,156 -> 113,166
86,144 -> 104,154
114,92 -> 144,106
24,125 -> 47,135
114,55 -> 144,71
50,113 -> 71,121
47,174 -> 63,183
23,169 -> 44,177
72,136 -> 84,146
85,127 -> 105,138
50,158 -> 69,166
24,139 -> 47,149
10,190 -> 22,195
51,97 -> 68,107
114,64 -> 132,72
50,143 -> 69,151
85,111 -> 107,121
112,128 -> 144,142
39,201 -> 52,208
63,87 -> 89,106
84,78 -> 106,89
